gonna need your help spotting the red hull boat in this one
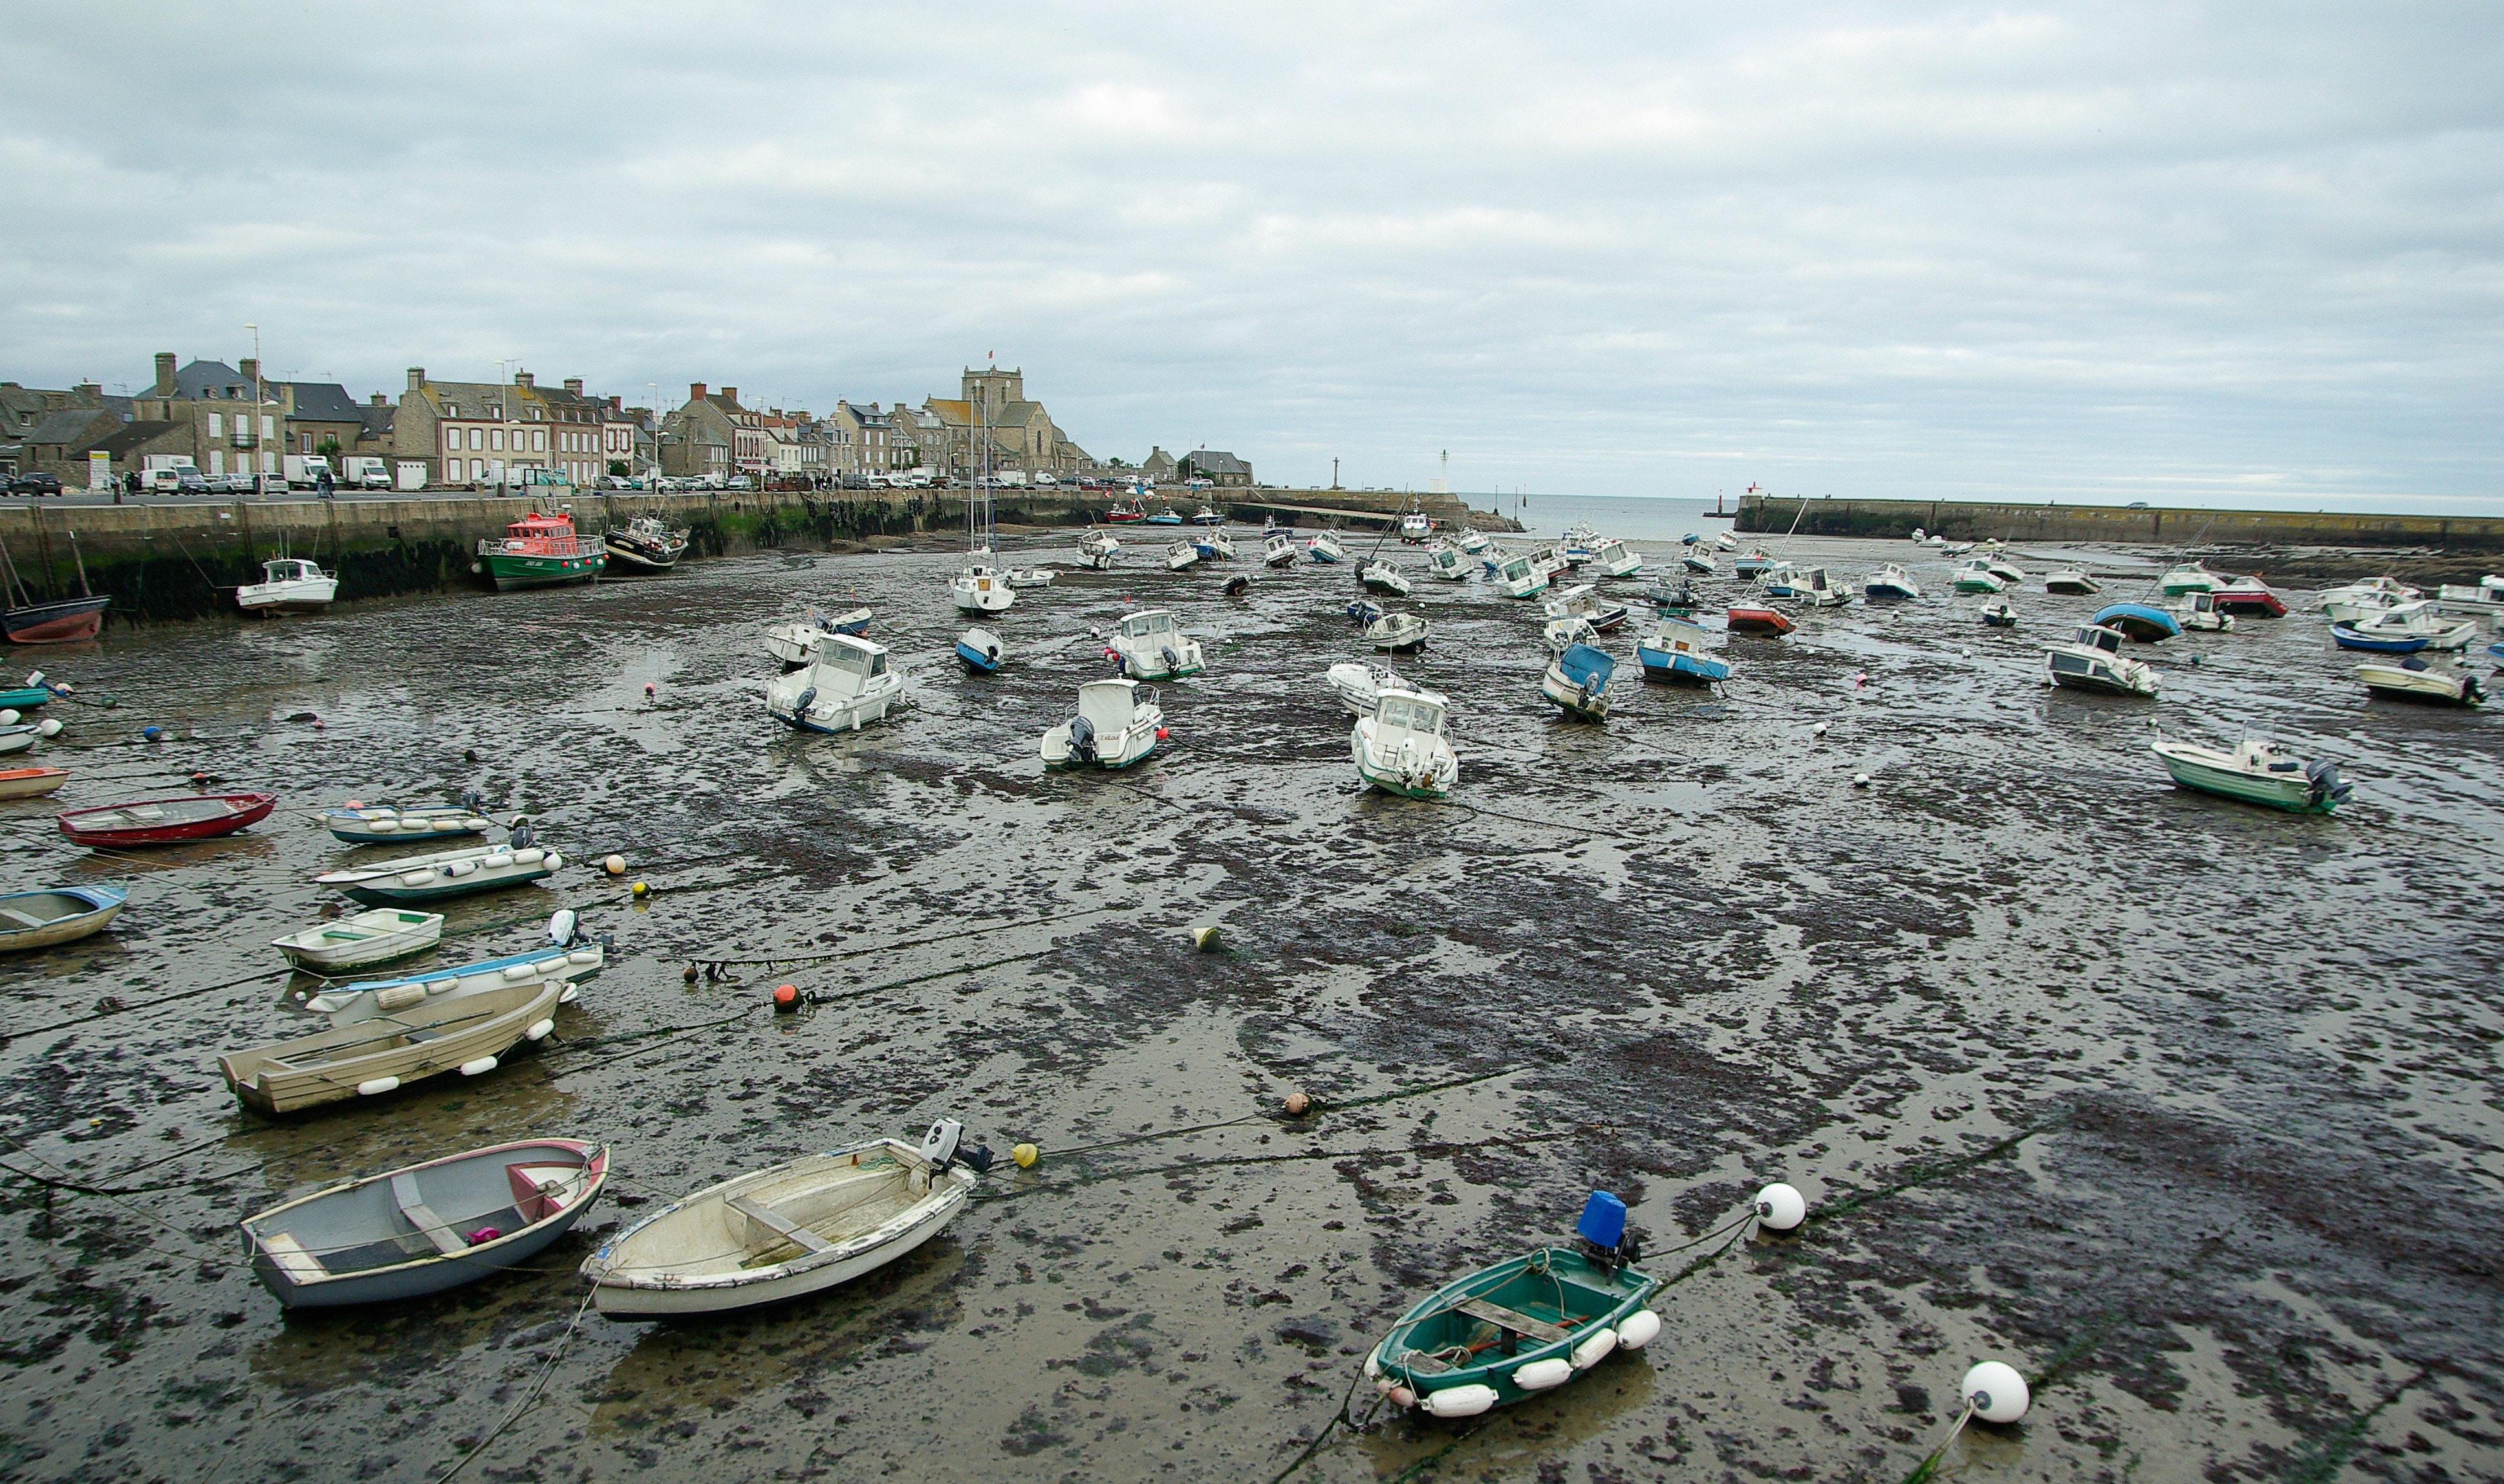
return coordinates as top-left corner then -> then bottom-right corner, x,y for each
2,596 -> 110,644
1727,605 -> 1796,636
2210,579 -> 2286,618
58,792 -> 277,848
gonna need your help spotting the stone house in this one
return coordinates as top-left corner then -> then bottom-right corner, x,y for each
276,380 -> 367,464
530,375 -> 620,488
125,353 -> 283,480
1178,449 -> 1253,488
395,368 -> 557,487
1140,446 -> 1176,484
825,401 -> 901,479
20,407 -> 122,483
660,383 -> 746,481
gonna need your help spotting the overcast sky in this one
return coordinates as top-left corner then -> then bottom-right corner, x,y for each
4,3 -> 2498,510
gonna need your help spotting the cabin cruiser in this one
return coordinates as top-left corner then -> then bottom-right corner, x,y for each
1426,541 -> 1473,581
2042,569 -> 2100,595
2435,574 -> 2504,616
1306,532 -> 1347,565
2339,601 -> 2479,651
1635,613 -> 1730,685
1591,539 -> 1642,577
1108,608 -> 1204,679
1544,582 -> 1629,632
1360,559 -> 1414,597
2043,623 -> 2158,697
1767,566 -> 1849,607
1494,550 -> 1550,599
236,558 -> 338,616
1351,684 -> 1458,798
1365,610 -> 1429,652
2209,575 -> 2286,618
1077,531 -> 1121,568
766,634 -> 905,733
1262,532 -> 1297,567
2170,591 -> 2236,632
1042,679 -> 1165,768
2161,563 -> 2221,596
1950,559 -> 2006,594
1165,541 -> 1202,572
1191,528 -> 1235,561
1864,564 -> 1921,600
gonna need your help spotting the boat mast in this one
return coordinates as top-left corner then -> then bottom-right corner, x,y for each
0,534 -> 26,609
68,530 -> 91,598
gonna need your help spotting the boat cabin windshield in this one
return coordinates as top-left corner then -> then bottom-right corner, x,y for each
264,560 -> 311,581
823,641 -> 888,677
2075,626 -> 2122,654
1117,611 -> 1175,639
1499,558 -> 1530,581
1376,694 -> 1445,735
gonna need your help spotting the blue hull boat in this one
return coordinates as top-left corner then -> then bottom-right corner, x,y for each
2090,603 -> 2181,643
2488,640 -> 2504,668
956,627 -> 1004,674
0,884 -> 127,952
2331,623 -> 2429,655
1636,646 -> 1729,685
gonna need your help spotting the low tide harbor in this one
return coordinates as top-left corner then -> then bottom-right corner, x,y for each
0,521 -> 2497,1481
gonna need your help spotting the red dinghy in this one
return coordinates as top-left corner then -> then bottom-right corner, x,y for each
58,793 -> 277,848
2210,575 -> 2287,618
1727,604 -> 1796,636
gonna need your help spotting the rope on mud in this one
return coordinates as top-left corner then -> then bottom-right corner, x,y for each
682,906 -> 1115,971
432,1287 -> 598,1484
0,965 -> 296,1043
977,1126 -> 1594,1205
0,1128 -> 227,1262
1039,1069 -> 1518,1162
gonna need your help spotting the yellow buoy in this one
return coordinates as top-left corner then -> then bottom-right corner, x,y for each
1189,925 -> 1222,952
1011,1143 -> 1039,1168
631,881 -> 649,897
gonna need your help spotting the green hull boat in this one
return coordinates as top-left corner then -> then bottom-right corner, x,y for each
2150,737 -> 2348,813
475,510 -> 607,592
1368,1245 -> 1657,1417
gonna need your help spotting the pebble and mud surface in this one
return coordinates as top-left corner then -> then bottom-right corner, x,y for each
0,528 -> 2498,1483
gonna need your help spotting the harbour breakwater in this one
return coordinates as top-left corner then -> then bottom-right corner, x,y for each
1735,493 -> 2504,552
0,486 -> 1511,625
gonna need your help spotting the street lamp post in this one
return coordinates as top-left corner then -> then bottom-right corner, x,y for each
245,322 -> 262,498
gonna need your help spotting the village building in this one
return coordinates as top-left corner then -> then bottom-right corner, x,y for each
1178,449 -> 1253,488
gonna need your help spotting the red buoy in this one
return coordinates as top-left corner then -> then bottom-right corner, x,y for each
772,984 -> 799,1012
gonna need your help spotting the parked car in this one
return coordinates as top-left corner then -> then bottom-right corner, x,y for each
726,475 -> 753,490
6,472 -> 63,497
175,469 -> 213,495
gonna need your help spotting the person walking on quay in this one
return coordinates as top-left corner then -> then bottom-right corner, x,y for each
316,466 -> 335,500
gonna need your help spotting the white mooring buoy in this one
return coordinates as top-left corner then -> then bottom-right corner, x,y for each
1754,1181 -> 1806,1231
1962,1360 -> 2031,1425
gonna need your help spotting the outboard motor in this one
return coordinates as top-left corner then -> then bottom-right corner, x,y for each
510,822 -> 536,850
2305,760 -> 2351,806
460,789 -> 484,812
1068,713 -> 1098,764
793,685 -> 817,719
547,908 -> 578,947
1160,645 -> 1181,676
1575,1190 -> 1641,1277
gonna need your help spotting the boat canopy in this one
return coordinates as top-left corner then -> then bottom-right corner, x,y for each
1076,680 -> 1139,729
1117,610 -> 1176,638
2071,624 -> 2126,654
1499,557 -> 1531,580
1557,644 -> 1615,687
821,637 -> 889,676
2090,603 -> 2181,641
263,559 -> 321,581
1375,690 -> 1447,735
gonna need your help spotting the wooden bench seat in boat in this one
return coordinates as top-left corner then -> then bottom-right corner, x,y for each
260,1230 -> 328,1282
392,1173 -> 468,1256
0,909 -> 45,929
1452,1295 -> 1573,1346
728,1194 -> 834,1256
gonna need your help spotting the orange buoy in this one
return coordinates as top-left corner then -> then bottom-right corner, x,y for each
772,984 -> 799,1012
1283,1091 -> 1311,1115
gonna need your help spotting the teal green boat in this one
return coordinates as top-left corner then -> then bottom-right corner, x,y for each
473,511 -> 605,592
1366,1195 -> 1660,1419
2150,736 -> 2349,813
0,687 -> 52,710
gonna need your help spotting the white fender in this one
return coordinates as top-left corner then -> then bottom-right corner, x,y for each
1420,1384 -> 1497,1419
566,948 -> 599,965
500,963 -> 535,980
356,1076 -> 400,1096
1756,1181 -> 1807,1231
523,1018 -> 556,1041
1513,1358 -> 1573,1391
1570,1328 -> 1617,1370
1616,1309 -> 1663,1350
398,870 -> 435,887
374,985 -> 427,1012
1363,1344 -> 1382,1381
444,860 -> 477,877
511,847 -> 545,865
458,1056 -> 499,1077
482,854 -> 515,868
369,819 -> 401,833
543,852 -> 563,870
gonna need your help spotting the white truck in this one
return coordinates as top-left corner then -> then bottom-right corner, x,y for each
341,456 -> 391,489
283,455 -> 334,489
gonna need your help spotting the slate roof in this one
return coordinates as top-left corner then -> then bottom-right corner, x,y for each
173,360 -> 257,400
87,421 -> 184,457
1182,449 -> 1249,476
24,409 -> 114,447
282,382 -> 363,423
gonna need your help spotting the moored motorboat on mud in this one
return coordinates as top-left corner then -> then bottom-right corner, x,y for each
603,516 -> 690,572
1351,684 -> 1458,799
1042,680 -> 1165,769
2150,736 -> 2349,813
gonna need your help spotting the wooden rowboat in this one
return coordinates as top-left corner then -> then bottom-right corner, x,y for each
0,885 -> 127,952
58,792 -> 277,848
218,978 -> 562,1114
241,1138 -> 607,1307
581,1130 -> 982,1317
270,908 -> 446,973
320,803 -> 496,846
0,766 -> 69,800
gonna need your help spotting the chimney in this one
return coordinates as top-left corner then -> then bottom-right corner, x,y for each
607,394 -> 620,411
70,383 -> 101,407
722,387 -> 737,405
565,378 -> 583,396
239,357 -> 259,384
408,367 -> 426,390
690,382 -> 706,402
153,352 -> 177,397
370,393 -> 386,406
515,371 -> 534,387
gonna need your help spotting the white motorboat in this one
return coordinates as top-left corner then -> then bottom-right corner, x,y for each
1909,526 -> 1928,543
270,908 -> 445,973
2316,576 -> 2420,616
1457,528 -> 1491,555
2435,575 -> 2504,617
1108,608 -> 1203,679
1526,544 -> 1571,580
308,924 -> 605,1023
2171,591 -> 2237,632
1950,559 -> 2007,594
2043,569 -> 2100,595
2161,562 -> 2221,596
579,1128 -> 983,1318
1494,551 -> 1550,600
236,558 -> 339,617
1975,555 -> 2026,585
766,634 -> 904,733
1365,611 -> 1429,652
1539,643 -> 1614,722
1768,566 -> 1850,607
2343,601 -> 2479,651
1351,685 -> 1458,799
2358,658 -> 2487,705
764,607 -> 870,668
1326,661 -> 1403,716
1263,533 -> 1297,568
951,561 -> 1014,612
1077,531 -> 1120,569
1941,540 -> 1976,555
1360,559 -> 1413,597
2043,623 -> 2159,697
1864,564 -> 1921,600
1165,541 -> 1202,572
1193,504 -> 1222,525
1542,612 -> 1598,654
1194,529 -> 1235,561
1713,530 -> 1739,552
1004,568 -> 1057,588
2150,735 -> 2351,813
1427,541 -> 1473,581
1592,539 -> 1642,577
1041,678 -> 1164,768
1682,550 -> 1717,575
1307,532 -> 1347,565
1544,583 -> 1628,633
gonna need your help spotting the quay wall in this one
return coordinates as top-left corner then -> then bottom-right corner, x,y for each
1733,495 -> 2504,550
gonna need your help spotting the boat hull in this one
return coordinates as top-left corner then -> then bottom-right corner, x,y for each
1374,1247 -> 1657,1414
219,980 -> 562,1114
478,552 -> 605,592
955,642 -> 1002,673
0,887 -> 127,952
3,596 -> 111,644
58,793 -> 277,848
2156,758 -> 2334,813
343,863 -> 554,906
1636,649 -> 1729,685
2359,665 -> 2485,705
1726,608 -> 1794,635
0,767 -> 69,799
2330,625 -> 2428,654
603,536 -> 686,572
272,909 -> 447,973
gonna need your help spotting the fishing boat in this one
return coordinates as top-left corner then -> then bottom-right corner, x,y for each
1732,550 -> 1780,580
474,511 -> 605,592
1726,603 -> 1795,636
1770,566 -> 1850,607
603,515 -> 690,573
0,766 -> 69,799
2338,601 -> 2479,651
0,885 -> 127,952
270,908 -> 445,973
1004,567 -> 1057,588
1591,539 -> 1642,577
1077,531 -> 1121,568
2089,603 -> 2182,643
1864,564 -> 1921,600
1634,614 -> 1729,685
1365,1193 -> 1657,1421
955,627 -> 1004,674
1681,550 -> 1717,575
2044,623 -> 2159,697
2151,736 -> 2350,813
1458,528 -> 1491,555
236,558 -> 339,616
1539,643 -> 1614,722
2434,575 -> 2504,616
219,978 -> 564,1114
1526,545 -> 1573,581
1366,612 -> 1429,653
1108,608 -> 1203,680
2316,576 -> 2420,619
2172,592 -> 2236,632
2210,575 -> 2287,618
1643,575 -> 1698,612
1164,541 -> 1202,572
58,792 -> 276,848
1191,530 -> 1235,563
1399,511 -> 1433,544
1978,554 -> 2027,585
579,1126 -> 986,1318
2358,658 -> 2487,705
1494,551 -> 1549,600
2329,623 -> 2428,655
241,1138 -> 607,1309
1542,612 -> 1597,656
320,801 -> 494,846
1360,559 -> 1413,597
1145,506 -> 1184,526
307,925 -> 604,1021
1326,662 -> 1403,716
1193,504 -> 1224,526
2042,568 -> 2100,596
315,836 -> 561,906
1103,497 -> 1147,523
766,634 -> 905,733
1980,600 -> 2018,628
1263,533 -> 1297,568
1041,678 -> 1164,769
2161,562 -> 2222,597
1950,560 -> 2006,594
1427,542 -> 1473,581
0,532 -> 110,643
1352,684 -> 1458,799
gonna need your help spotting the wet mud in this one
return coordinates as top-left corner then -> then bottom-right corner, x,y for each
0,530 -> 2498,1482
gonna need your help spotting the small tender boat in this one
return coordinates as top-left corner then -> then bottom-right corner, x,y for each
1726,603 -> 1795,636
1326,662 -> 1403,716
241,1138 -> 607,1309
1681,550 -> 1717,575
0,766 -> 69,799
1042,680 -> 1164,769
1864,564 -> 1921,600
2089,603 -> 2182,643
1980,600 -> 2018,627
1592,539 -> 1642,577
2434,574 -> 2504,616
1950,560 -> 2006,594
580,1126 -> 986,1318
219,977 -> 564,1114
1165,541 -> 1202,572
1540,643 -> 1614,722
1643,575 -> 1698,612
315,836 -> 561,905
1077,531 -> 1121,568
2161,562 -> 2221,597
1634,614 -> 1729,685
320,802 -> 494,846
1543,612 -> 1597,655
955,627 -> 1005,674
2044,623 -> 2159,696
59,792 -> 277,848
1366,1194 -> 1657,1421
1264,533 -> 1299,568
1427,542 -> 1473,581
1193,504 -> 1223,526
237,558 -> 340,616
1352,684 -> 1458,799
2151,736 -> 2349,813
2043,568 -> 2100,595
950,561 -> 1015,612
1361,559 -> 1413,597
767,634 -> 905,733
1145,506 -> 1184,526
1108,609 -> 1204,680
1494,552 -> 1550,600
2172,591 -> 2236,632
1733,550 -> 1780,581
307,927 -> 605,1021
1191,530 -> 1234,562
2329,623 -> 2428,655
1306,532 -> 1347,565
2358,658 -> 2487,706
3,594 -> 111,644
1366,611 -> 1429,653
2339,601 -> 2479,651
0,885 -> 127,952
603,516 -> 690,573
1004,567 -> 1057,588
475,510 -> 605,592
271,908 -> 445,973
2210,575 -> 2287,618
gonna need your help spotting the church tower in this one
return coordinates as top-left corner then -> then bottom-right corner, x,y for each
962,366 -> 1024,412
